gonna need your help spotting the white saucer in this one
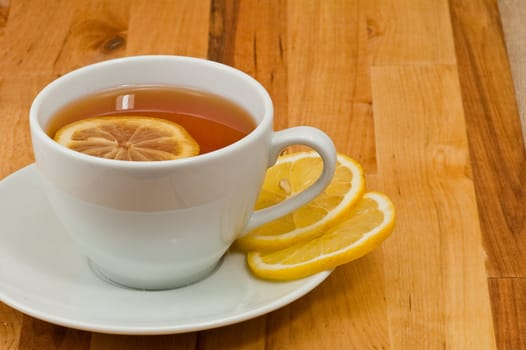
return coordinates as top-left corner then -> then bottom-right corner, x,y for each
0,165 -> 331,335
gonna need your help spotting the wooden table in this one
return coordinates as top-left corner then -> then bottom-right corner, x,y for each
1,1 -> 524,349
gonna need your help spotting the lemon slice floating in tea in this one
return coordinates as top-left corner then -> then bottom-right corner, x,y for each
247,192 -> 395,280
54,116 -> 200,161
235,152 -> 366,252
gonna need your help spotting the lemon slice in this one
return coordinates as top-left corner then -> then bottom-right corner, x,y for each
247,192 -> 395,280
235,152 -> 365,252
54,116 -> 200,161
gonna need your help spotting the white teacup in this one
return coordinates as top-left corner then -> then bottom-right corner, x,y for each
29,56 -> 336,290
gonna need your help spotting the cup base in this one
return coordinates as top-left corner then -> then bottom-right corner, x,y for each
87,258 -> 222,291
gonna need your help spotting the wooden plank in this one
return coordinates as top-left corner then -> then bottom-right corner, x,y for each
0,0 -> 9,38
197,318 -> 266,350
450,1 -> 526,347
371,65 -> 496,349
0,76 -> 47,178
127,0 -> 210,57
0,0 -> 7,25
0,303 -> 22,350
17,318 -> 90,350
288,0 -> 376,172
265,252 -> 390,349
54,0 -> 211,72
365,0 -> 457,65
230,0 -> 288,131
0,0 -> 76,74
449,0 -> 526,277
52,0 -> 130,74
207,0 -> 289,135
488,278 -> 526,349
90,333 -> 195,350
208,0 -> 239,64
497,0 -> 526,141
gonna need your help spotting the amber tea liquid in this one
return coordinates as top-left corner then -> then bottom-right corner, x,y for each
47,85 -> 256,155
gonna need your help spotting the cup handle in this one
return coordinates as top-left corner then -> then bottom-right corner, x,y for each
243,126 -> 337,234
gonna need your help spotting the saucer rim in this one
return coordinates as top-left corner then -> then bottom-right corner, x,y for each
0,264 -> 331,335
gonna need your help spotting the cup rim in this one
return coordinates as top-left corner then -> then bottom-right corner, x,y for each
29,55 -> 274,169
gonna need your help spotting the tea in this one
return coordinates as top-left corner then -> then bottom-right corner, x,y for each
47,85 -> 256,155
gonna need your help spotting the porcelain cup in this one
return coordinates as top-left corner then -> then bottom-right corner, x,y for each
29,55 -> 336,290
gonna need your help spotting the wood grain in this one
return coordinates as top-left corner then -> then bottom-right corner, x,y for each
0,0 -> 76,74
52,0 -> 130,74
450,1 -> 526,348
498,0 -> 526,140
0,77 -> 43,177
0,0 -> 9,38
489,278 -> 526,349
90,333 -> 195,350
197,318 -> 266,350
288,0 -> 375,172
231,0 -> 288,131
207,0 -> 238,64
365,0 -> 457,65
17,318 -> 90,350
0,0 -> 522,348
265,253 -> 390,349
372,65 -> 496,349
0,303 -> 22,350
449,0 -> 526,277
127,0 -> 210,57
